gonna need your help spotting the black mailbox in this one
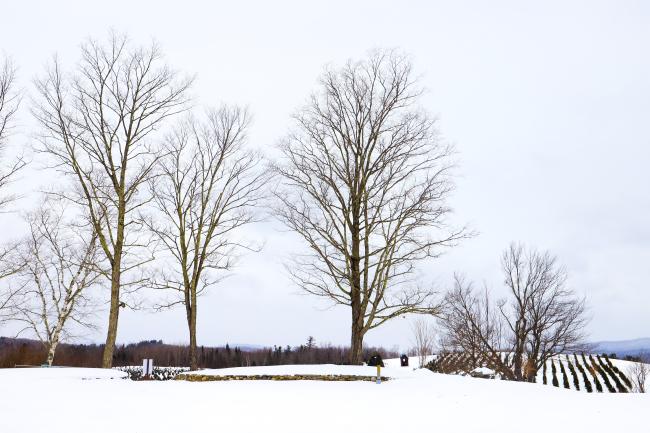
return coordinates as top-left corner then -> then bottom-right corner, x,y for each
367,353 -> 384,367
400,354 -> 409,367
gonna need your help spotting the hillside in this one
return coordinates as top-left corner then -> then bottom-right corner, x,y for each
592,338 -> 650,357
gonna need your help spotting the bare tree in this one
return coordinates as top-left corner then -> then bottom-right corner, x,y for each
274,50 -> 466,364
441,275 -> 514,379
411,317 -> 436,367
628,361 -> 649,393
13,201 -> 103,365
32,34 -> 192,367
440,244 -> 588,382
146,107 -> 266,370
0,56 -> 27,329
0,56 -> 26,209
500,243 -> 587,381
0,257 -> 23,328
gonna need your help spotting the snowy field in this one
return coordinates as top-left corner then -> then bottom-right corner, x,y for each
0,363 -> 648,433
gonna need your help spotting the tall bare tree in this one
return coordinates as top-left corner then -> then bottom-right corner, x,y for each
32,34 -> 192,367
0,56 -> 27,328
0,56 -> 26,208
274,51 -> 466,364
146,107 -> 265,370
14,201 -> 103,365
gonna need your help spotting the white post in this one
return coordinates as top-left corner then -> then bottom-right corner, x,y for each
142,359 -> 154,377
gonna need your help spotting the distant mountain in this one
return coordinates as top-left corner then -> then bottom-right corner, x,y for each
591,338 -> 650,357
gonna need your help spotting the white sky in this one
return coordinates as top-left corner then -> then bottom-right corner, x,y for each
1,0 -> 649,351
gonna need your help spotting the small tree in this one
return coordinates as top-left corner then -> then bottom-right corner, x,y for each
551,359 -> 559,387
13,201 -> 103,365
566,357 -> 580,391
499,243 -> 588,382
628,362 -> 649,393
560,361 -> 570,389
411,318 -> 436,367
591,354 -> 615,392
575,353 -> 592,392
440,275 -> 514,379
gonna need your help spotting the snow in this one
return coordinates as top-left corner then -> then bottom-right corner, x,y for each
0,364 -> 648,433
0,366 -> 127,381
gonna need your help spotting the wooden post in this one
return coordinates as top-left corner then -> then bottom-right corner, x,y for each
376,364 -> 381,384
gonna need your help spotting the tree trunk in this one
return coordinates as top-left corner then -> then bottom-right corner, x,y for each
46,317 -> 66,366
188,292 -> 198,370
349,290 -> 364,364
350,315 -> 364,365
46,340 -> 58,366
102,275 -> 120,368
102,246 -> 122,368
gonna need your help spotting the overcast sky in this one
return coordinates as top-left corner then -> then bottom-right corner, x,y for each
1,0 -> 649,351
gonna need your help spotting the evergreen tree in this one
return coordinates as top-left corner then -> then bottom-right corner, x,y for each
559,360 -> 570,389
566,357 -> 580,390
551,359 -> 559,387
591,355 -> 615,392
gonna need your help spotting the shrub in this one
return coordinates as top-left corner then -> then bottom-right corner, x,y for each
115,365 -> 189,381
551,359 -> 559,387
542,360 -> 547,385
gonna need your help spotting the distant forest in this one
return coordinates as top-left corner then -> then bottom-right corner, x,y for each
0,337 -> 399,369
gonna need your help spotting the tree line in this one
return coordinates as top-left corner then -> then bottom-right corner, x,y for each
0,33 -> 588,371
0,336 -> 397,369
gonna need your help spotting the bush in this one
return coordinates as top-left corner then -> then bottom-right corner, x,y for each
551,359 -> 559,387
115,365 -> 189,381
542,360 -> 547,385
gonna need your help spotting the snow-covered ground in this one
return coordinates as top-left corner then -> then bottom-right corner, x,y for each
0,367 -> 127,381
0,364 -> 648,433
